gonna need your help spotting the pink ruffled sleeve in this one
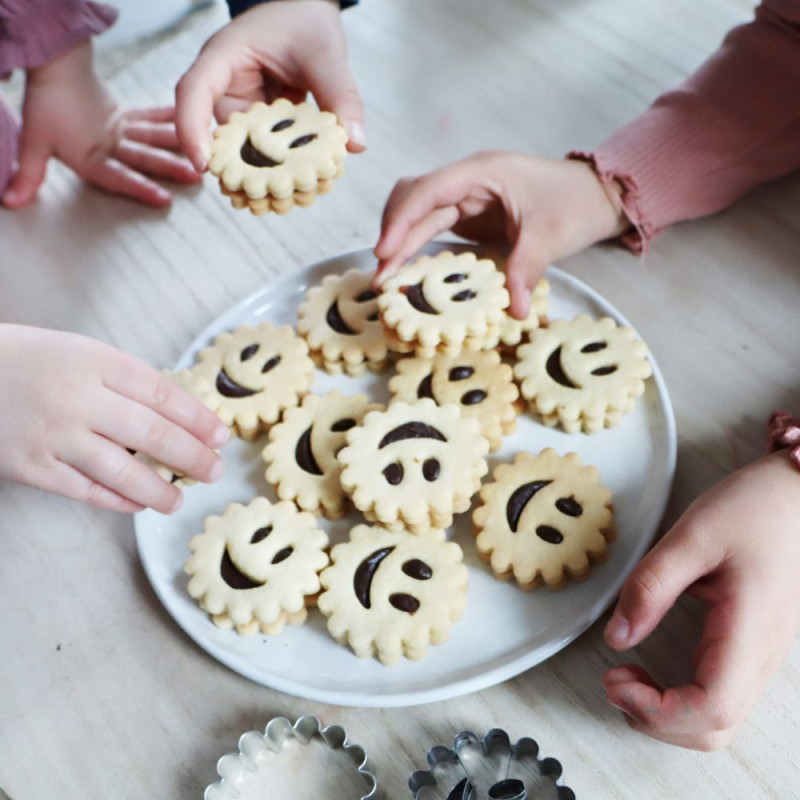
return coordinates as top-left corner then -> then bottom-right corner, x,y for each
570,0 -> 800,253
0,0 -> 117,76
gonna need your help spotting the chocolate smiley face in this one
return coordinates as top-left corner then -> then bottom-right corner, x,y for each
317,524 -> 468,664
209,98 -> 347,202
193,322 -> 315,440
473,449 -> 614,590
378,251 -> 509,352
389,350 -> 519,451
337,399 -> 490,534
263,391 -> 383,519
297,269 -> 390,375
184,497 -> 329,635
514,314 -> 653,434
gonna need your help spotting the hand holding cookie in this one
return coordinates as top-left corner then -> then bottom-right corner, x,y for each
602,450 -> 800,750
0,325 -> 229,514
176,0 -> 366,174
374,151 -> 630,319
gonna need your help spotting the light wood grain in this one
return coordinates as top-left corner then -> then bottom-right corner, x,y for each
2,1 -> 799,798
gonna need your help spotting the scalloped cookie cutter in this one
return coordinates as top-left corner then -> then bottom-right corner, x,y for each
408,729 -> 575,800
205,715 -> 379,800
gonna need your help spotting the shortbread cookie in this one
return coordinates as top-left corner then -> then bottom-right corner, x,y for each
296,269 -> 390,376
378,251 -> 509,355
209,98 -> 347,215
513,314 -> 652,433
184,497 -> 329,635
263,391 -> 383,519
473,449 -> 614,590
388,350 -> 519,451
337,399 -> 489,533
137,369 -> 221,487
193,322 -> 314,440
317,524 -> 468,664
498,279 -> 550,348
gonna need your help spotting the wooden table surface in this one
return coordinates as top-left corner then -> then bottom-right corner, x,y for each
2,1 -> 799,798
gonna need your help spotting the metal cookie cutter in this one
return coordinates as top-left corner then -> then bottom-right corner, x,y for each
408,729 -> 575,800
205,715 -> 379,800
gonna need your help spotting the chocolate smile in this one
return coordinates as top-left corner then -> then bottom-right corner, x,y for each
354,546 -> 431,614
220,547 -> 266,590
546,347 -> 578,389
325,300 -> 357,335
216,369 -> 262,398
506,480 -> 552,532
240,138 -> 282,168
378,421 -> 447,448
295,426 -> 324,476
402,282 -> 438,315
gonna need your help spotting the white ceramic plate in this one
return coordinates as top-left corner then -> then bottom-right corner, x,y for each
135,242 -> 676,708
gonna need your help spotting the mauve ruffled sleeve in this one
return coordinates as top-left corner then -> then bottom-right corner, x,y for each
0,0 -> 117,76
570,0 -> 800,253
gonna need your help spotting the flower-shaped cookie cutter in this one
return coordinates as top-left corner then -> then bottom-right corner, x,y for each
408,729 -> 575,800
205,715 -> 379,800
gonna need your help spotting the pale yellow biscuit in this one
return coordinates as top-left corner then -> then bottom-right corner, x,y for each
473,448 -> 615,590
513,314 -> 652,433
498,279 -> 550,348
317,524 -> 468,664
184,497 -> 329,635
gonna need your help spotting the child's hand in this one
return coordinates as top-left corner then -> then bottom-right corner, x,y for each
0,325 -> 230,514
603,450 -> 800,750
175,0 -> 365,172
374,151 -> 629,319
2,41 -> 200,209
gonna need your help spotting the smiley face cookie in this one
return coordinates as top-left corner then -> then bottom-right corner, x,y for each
193,322 -> 315,440
337,399 -> 489,533
209,98 -> 347,215
378,251 -> 509,356
317,524 -> 468,664
184,497 -> 329,635
513,314 -> 652,433
296,269 -> 390,376
388,350 -> 519,451
263,391 -> 383,519
137,369 -> 221,487
497,278 -> 550,348
473,449 -> 614,590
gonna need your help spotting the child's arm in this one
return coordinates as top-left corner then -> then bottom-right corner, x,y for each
0,325 -> 229,514
175,0 -> 365,173
603,447 -> 800,751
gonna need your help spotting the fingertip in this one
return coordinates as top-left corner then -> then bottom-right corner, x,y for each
164,489 -> 184,515
209,423 -> 231,449
604,610 -> 632,649
346,120 -> 367,152
207,456 -> 225,483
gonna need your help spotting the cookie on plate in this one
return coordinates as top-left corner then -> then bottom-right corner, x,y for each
337,398 -> 489,533
209,98 -> 347,215
473,449 -> 614,590
136,368 -> 221,487
317,524 -> 468,664
296,268 -> 391,376
388,350 -> 519,451
377,251 -> 509,356
192,322 -> 315,440
263,390 -> 383,519
513,314 -> 652,433
184,497 -> 329,635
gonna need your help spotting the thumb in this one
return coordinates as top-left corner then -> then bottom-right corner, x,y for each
505,230 -> 547,319
306,56 -> 366,152
605,521 -> 715,650
3,134 -> 49,207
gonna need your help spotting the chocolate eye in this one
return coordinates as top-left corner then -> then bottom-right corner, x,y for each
389,593 -> 420,613
582,341 -> 608,353
402,559 -> 433,580
461,389 -> 487,405
240,344 -> 259,361
536,525 -> 564,544
444,273 -> 467,283
383,463 -> 404,485
271,546 -> 293,564
452,289 -> 477,302
271,119 -> 294,132
250,525 -> 273,544
448,366 -> 474,381
289,133 -> 318,148
331,418 -> 356,432
422,458 -> 440,481
356,289 -> 377,302
367,311 -> 380,321
556,496 -> 583,517
591,365 -> 618,376
262,355 -> 281,373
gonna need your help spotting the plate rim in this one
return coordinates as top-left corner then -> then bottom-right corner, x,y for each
135,243 -> 677,707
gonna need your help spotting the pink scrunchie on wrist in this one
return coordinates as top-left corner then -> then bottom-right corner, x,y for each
767,410 -> 800,469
